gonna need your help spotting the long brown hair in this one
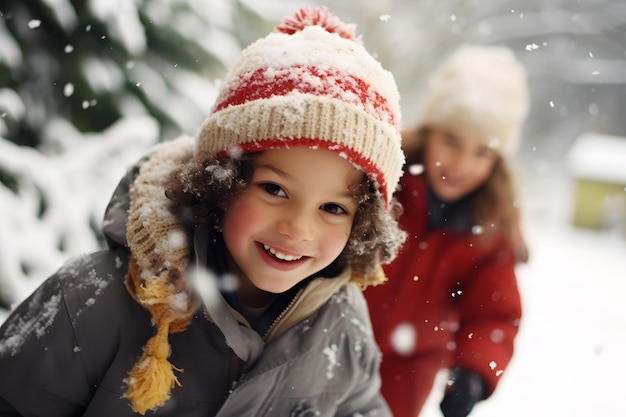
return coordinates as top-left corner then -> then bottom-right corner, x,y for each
403,127 -> 520,245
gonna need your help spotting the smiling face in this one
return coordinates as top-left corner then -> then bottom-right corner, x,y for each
423,129 -> 499,202
221,147 -> 362,305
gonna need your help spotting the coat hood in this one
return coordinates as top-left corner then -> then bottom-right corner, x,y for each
102,163 -> 138,250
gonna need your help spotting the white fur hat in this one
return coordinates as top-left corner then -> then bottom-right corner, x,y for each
417,44 -> 530,156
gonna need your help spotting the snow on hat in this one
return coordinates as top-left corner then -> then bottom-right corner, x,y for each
197,6 -> 404,205
417,44 -> 529,156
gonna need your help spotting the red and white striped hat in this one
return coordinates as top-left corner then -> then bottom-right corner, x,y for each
197,7 -> 404,205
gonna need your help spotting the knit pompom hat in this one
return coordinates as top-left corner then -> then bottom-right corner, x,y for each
417,44 -> 529,157
197,6 -> 404,205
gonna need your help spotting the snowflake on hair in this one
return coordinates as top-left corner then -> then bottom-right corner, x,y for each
275,6 -> 362,44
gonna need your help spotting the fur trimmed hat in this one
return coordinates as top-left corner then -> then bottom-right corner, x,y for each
197,6 -> 404,205
417,44 -> 529,156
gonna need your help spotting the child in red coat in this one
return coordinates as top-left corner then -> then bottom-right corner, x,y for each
365,44 -> 530,417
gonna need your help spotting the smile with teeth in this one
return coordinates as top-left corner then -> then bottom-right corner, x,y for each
263,244 -> 303,261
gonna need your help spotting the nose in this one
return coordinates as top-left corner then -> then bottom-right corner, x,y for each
445,151 -> 471,178
277,206 -> 314,241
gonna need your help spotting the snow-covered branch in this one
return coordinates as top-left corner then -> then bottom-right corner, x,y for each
0,116 -> 158,309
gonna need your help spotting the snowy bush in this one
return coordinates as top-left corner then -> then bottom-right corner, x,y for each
0,116 -> 158,310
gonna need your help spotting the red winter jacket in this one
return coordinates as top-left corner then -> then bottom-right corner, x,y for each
365,173 -> 522,417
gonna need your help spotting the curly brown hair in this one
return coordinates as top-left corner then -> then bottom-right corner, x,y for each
164,151 -> 406,288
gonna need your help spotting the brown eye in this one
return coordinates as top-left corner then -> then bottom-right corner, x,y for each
261,183 -> 286,197
321,203 -> 347,215
443,134 -> 459,147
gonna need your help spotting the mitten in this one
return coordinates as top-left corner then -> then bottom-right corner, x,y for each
439,367 -> 487,417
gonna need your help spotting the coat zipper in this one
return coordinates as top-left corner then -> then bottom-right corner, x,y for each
229,287 -> 304,394
262,287 -> 305,342
229,352 -> 240,393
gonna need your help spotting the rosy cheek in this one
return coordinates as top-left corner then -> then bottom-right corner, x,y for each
322,230 -> 351,259
223,198 -> 259,242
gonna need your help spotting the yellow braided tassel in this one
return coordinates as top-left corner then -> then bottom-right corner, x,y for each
125,319 -> 182,415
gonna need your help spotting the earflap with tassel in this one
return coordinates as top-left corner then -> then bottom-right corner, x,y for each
121,136 -> 201,413
123,256 -> 198,414
125,315 -> 181,415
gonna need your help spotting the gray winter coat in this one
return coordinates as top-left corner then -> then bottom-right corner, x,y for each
0,137 -> 391,417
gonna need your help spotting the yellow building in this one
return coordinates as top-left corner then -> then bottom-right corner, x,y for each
567,132 -> 626,234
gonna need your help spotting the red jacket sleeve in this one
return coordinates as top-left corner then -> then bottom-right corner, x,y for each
452,237 -> 522,395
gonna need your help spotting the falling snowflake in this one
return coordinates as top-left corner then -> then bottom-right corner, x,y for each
390,322 -> 416,355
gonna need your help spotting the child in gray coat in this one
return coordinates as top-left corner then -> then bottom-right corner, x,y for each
0,7 -> 406,416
